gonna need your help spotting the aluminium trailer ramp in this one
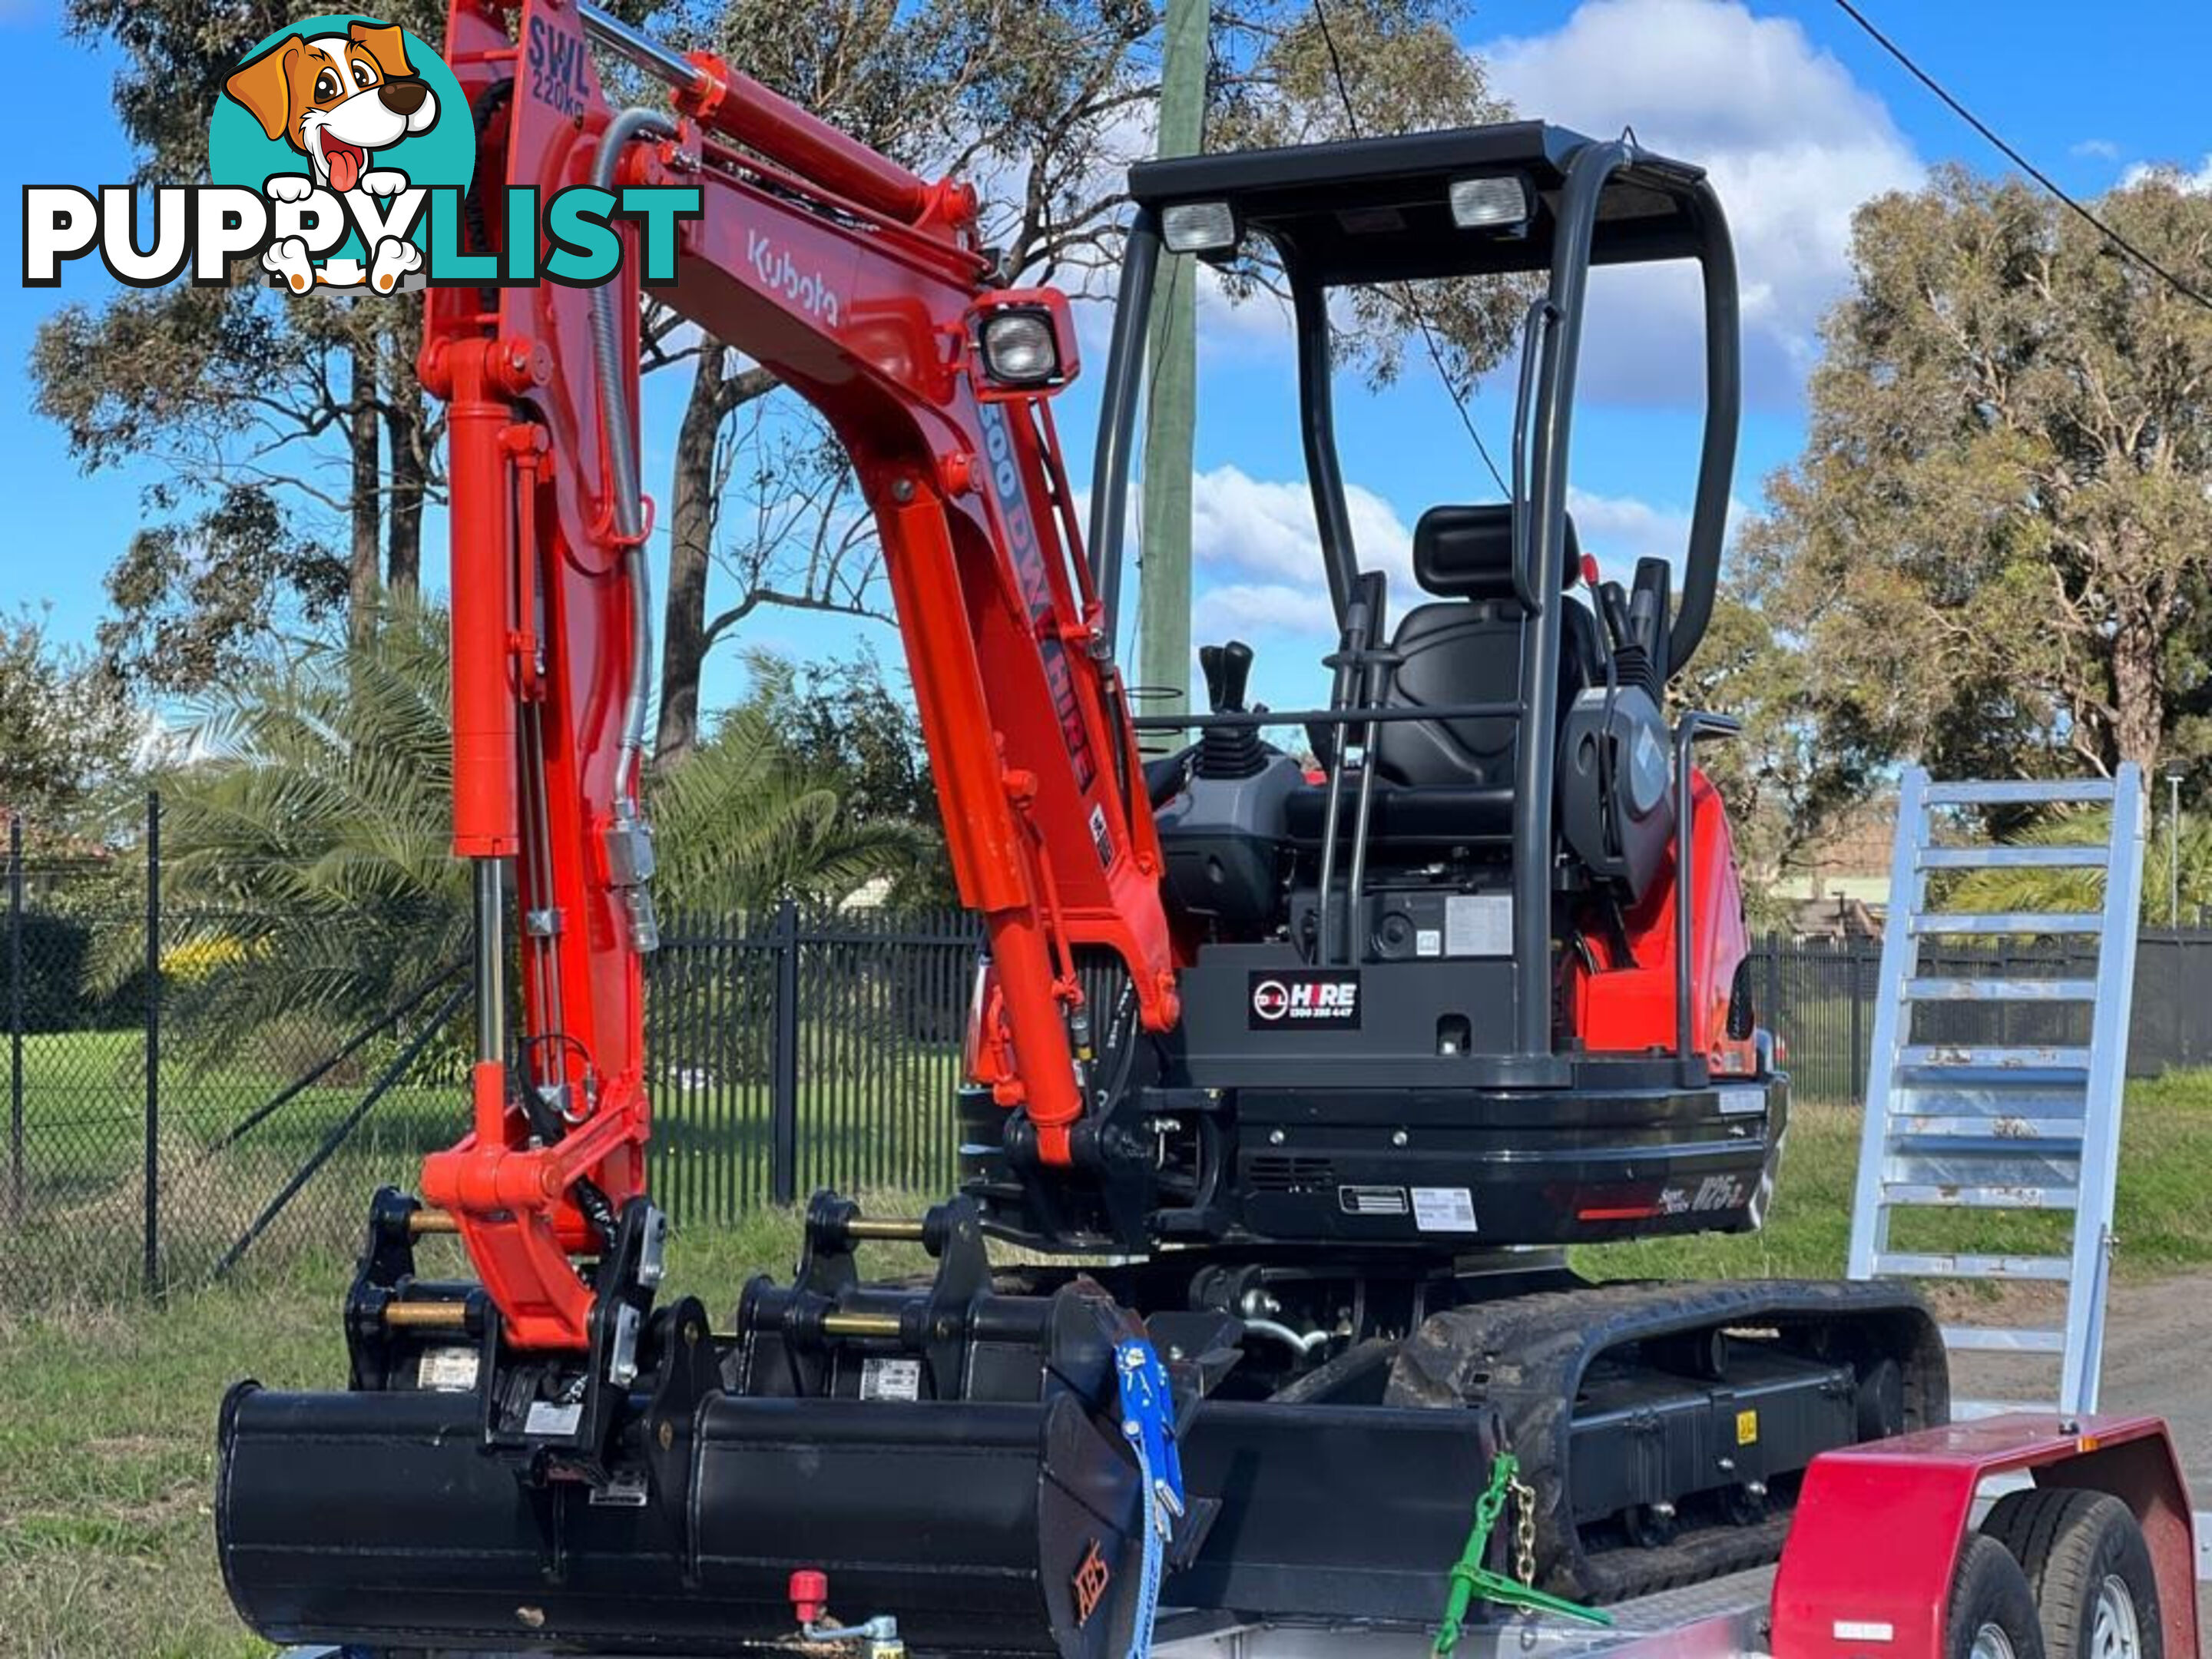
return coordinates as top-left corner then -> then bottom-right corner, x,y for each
1846,765 -> 2146,1416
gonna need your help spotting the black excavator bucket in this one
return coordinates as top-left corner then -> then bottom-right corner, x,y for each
217,1192 -> 1170,1659
218,1386 -> 1148,1654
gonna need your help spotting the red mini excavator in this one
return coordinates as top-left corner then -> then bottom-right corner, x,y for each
216,2 -> 1947,1652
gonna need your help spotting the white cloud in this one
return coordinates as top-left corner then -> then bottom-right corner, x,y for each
2071,138 -> 2121,162
1482,0 -> 1922,408
1194,261 -> 1296,355
1194,581 -> 1336,638
1568,485 -> 1752,589
1187,463 -> 1416,592
1180,466 -> 1716,639
2121,156 -> 2212,194
1568,487 -> 1690,581
134,711 -> 213,772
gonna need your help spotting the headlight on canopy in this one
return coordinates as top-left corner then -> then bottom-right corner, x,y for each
1448,174 -> 1532,231
1161,200 -> 1238,253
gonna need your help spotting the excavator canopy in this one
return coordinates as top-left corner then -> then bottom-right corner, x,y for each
1125,120 -> 1717,283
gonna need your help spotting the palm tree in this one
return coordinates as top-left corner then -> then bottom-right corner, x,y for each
103,601 -> 928,1054
651,697 -> 929,914
98,602 -> 464,1048
1939,800 -> 2212,926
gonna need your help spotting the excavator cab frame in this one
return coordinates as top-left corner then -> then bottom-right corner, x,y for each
1091,122 -> 1741,1079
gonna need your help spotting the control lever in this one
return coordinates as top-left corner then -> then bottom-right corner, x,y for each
1598,581 -> 1634,656
1625,585 -> 1658,656
1198,641 -> 1253,714
1193,641 -> 1265,783
1217,641 -> 1253,712
1629,556 -> 1673,681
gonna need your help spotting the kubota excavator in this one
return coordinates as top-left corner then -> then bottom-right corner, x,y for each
215,2 -> 1949,1653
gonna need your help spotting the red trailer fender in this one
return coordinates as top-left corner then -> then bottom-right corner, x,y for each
1773,1412 -> 2199,1659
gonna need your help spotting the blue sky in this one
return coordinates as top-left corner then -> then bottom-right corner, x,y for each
5,0 -> 2210,723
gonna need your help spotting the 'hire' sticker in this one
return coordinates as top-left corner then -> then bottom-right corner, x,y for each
1248,970 -> 1361,1029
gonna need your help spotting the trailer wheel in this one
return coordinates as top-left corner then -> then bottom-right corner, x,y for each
1982,1489 -> 2163,1659
1948,1532 -> 2046,1659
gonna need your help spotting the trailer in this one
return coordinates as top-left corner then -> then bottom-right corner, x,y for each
1161,1415 -> 2197,1659
276,1412 -> 2196,1659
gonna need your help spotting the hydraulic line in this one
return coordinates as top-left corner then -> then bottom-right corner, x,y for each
588,108 -> 676,904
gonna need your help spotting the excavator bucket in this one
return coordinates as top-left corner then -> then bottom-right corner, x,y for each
217,1194 -> 1159,1658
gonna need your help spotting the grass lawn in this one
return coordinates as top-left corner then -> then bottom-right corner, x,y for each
2,1026 -> 960,1304
2,1075 -> 2208,1657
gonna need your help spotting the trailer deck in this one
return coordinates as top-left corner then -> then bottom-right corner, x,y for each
1153,1568 -> 1777,1659
284,1573 -> 1780,1659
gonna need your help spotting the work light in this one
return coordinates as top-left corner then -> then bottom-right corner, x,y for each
979,309 -> 1060,386
966,290 -> 1080,398
1161,200 -> 1237,253
1448,174 -> 1531,230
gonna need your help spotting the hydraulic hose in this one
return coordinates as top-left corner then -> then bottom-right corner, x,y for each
589,108 -> 677,836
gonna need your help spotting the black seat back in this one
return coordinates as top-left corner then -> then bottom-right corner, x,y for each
1373,504 -> 1596,792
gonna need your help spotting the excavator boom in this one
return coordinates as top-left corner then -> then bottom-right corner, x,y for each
421,0 -> 1175,1350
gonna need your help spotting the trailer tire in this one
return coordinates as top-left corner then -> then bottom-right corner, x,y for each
1981,1489 -> 2162,1659
1948,1532 -> 2046,1659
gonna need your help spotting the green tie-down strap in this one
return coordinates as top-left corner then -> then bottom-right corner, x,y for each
1433,1452 -> 1613,1655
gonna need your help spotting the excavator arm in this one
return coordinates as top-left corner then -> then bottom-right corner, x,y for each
422,0 -> 1177,1351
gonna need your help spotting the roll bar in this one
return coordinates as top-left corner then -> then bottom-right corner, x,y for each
1093,125 -> 1743,1074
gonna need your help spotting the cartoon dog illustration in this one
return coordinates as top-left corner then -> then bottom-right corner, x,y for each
224,19 -> 437,293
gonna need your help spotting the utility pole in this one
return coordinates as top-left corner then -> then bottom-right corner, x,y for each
1134,0 -> 1204,753
2166,772 -> 2182,927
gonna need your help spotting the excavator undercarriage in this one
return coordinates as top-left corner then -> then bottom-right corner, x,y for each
217,2 -> 1949,1652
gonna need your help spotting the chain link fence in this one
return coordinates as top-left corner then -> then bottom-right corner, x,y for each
8,798 -> 2210,1310
1,801 -> 982,1306
5,804 -> 471,1300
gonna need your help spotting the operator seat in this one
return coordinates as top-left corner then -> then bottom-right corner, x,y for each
1286,503 -> 1601,846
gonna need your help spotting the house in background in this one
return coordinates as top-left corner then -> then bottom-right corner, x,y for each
1771,795 -> 1896,939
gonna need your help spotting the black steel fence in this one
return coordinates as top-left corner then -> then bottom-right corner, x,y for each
646,902 -> 978,1227
8,798 -> 2212,1306
1748,931 -> 2212,1101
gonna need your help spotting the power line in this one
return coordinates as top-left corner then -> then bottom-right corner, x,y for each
1832,0 -> 2212,316
1306,0 -> 1512,497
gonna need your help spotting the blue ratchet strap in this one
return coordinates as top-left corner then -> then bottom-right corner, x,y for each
1114,1336 -> 1184,1659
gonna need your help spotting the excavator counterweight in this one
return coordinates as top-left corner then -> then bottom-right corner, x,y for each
216,5 -> 1946,1652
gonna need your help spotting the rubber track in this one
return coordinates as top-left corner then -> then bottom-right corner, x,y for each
1384,1277 -> 1950,1603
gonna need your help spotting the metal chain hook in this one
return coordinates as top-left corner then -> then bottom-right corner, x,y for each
1510,1472 -> 1537,1588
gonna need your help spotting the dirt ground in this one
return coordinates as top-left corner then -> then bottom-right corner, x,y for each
2085,1278 -> 2212,1633
1951,1273 -> 2212,1632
